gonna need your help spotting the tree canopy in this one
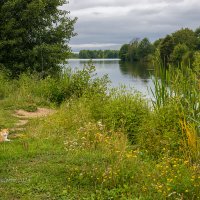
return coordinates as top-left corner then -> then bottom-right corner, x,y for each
0,0 -> 77,77
119,27 -> 200,67
78,50 -> 119,59
119,38 -> 154,62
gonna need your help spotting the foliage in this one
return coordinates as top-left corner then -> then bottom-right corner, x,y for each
149,62 -> 200,160
96,90 -> 149,144
193,51 -> 200,73
120,27 -> 200,66
0,61 -> 200,199
137,38 -> 154,59
172,28 -> 197,50
155,27 -> 200,66
119,38 -> 154,62
1,85 -> 200,199
69,52 -> 79,59
159,35 -> 175,65
78,49 -> 119,59
0,63 -> 109,107
0,0 -> 77,77
119,44 -> 129,61
170,43 -> 189,65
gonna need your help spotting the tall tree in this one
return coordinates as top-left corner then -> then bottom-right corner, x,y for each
119,44 -> 129,61
159,35 -> 175,65
170,43 -> 189,65
195,27 -> 200,50
172,28 -> 197,50
128,40 -> 139,61
137,38 -> 153,60
0,0 -> 77,77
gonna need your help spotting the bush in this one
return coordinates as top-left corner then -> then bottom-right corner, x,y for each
88,89 -> 150,144
137,101 -> 183,158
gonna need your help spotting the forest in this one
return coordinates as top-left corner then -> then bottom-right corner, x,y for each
70,50 -> 119,59
119,27 -> 200,67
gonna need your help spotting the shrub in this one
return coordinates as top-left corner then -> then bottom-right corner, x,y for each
90,89 -> 150,144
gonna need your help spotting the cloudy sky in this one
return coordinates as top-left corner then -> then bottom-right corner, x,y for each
63,0 -> 200,52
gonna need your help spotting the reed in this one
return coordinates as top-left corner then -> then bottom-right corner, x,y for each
152,63 -> 199,130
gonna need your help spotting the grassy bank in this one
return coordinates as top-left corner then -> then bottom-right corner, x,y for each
0,63 -> 200,199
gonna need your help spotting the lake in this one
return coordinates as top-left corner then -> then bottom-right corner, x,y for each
67,59 -> 155,99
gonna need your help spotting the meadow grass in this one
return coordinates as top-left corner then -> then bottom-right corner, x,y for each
0,64 -> 200,199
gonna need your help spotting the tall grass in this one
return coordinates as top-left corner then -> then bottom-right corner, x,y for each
149,60 -> 200,161
0,64 -> 109,109
1,60 -> 200,199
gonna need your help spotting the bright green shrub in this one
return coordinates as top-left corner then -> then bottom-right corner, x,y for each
91,90 -> 150,144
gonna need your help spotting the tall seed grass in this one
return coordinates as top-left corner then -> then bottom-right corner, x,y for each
150,60 -> 200,161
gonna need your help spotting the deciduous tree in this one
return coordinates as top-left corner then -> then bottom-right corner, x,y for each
0,0 -> 77,77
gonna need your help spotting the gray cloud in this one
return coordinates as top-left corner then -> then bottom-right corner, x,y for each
65,0 -> 200,51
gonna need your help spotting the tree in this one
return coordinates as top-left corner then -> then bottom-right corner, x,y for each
153,38 -> 163,48
119,44 -> 129,61
159,35 -> 175,65
0,0 -> 77,77
172,28 -> 197,50
195,27 -> 200,50
170,43 -> 189,65
137,38 -> 153,60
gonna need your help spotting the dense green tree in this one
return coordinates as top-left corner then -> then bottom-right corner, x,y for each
79,50 -> 119,59
119,38 -> 154,62
172,28 -> 197,50
79,50 -> 88,58
119,44 -> 129,61
170,43 -> 189,65
0,0 -> 77,77
128,40 -> 139,61
153,38 -> 163,48
120,27 -> 200,66
137,38 -> 154,60
195,27 -> 200,50
159,35 -> 175,65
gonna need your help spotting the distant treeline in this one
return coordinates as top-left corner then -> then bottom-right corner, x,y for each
69,50 -> 119,59
119,27 -> 200,67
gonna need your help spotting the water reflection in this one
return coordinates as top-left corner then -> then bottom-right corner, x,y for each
119,61 -> 154,81
67,59 -> 155,99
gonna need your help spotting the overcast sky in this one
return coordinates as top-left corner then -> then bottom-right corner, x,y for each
64,0 -> 200,52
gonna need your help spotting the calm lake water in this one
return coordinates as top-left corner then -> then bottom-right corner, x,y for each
67,59 -> 155,99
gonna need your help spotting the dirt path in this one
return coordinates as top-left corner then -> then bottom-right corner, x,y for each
14,108 -> 55,119
9,107 -> 55,139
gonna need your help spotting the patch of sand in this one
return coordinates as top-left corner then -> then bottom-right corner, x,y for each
14,108 -> 55,118
15,119 -> 29,127
7,107 -> 55,140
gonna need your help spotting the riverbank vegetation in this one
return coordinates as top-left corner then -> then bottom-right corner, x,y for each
0,60 -> 200,199
119,27 -> 200,67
